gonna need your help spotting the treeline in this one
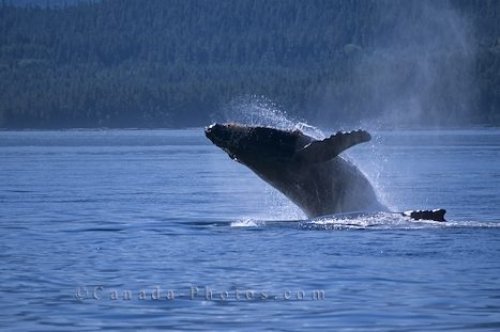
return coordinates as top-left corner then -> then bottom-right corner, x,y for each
0,0 -> 499,128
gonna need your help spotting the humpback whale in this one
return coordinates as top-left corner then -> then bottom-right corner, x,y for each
205,123 -> 446,222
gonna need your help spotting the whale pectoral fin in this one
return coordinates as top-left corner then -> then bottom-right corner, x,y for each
295,130 -> 371,163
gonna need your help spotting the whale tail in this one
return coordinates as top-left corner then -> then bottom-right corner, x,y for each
402,209 -> 447,222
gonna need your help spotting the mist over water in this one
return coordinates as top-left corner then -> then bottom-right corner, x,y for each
317,0 -> 477,128
214,1 -> 479,135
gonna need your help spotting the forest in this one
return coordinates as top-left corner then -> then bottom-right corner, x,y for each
0,0 -> 499,128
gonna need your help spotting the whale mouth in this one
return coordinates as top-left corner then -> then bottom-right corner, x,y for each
205,123 -> 232,148
204,123 -> 221,140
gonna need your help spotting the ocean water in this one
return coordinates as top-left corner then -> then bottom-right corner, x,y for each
0,128 -> 499,331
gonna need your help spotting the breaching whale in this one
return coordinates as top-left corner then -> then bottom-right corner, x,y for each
205,123 -> 446,222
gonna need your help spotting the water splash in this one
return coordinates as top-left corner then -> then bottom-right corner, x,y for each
217,95 -> 325,139
303,212 -> 440,230
303,214 -> 500,231
293,122 -> 325,140
230,213 -> 500,230
230,219 -> 261,228
263,186 -> 305,220
219,95 -> 296,129
346,131 -> 396,212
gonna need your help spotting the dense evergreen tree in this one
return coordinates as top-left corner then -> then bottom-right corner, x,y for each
0,0 -> 499,128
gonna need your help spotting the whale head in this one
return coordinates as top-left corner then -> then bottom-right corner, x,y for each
204,123 -> 306,164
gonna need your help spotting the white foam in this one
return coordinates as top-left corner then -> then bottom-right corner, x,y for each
302,213 -> 500,230
230,219 -> 261,228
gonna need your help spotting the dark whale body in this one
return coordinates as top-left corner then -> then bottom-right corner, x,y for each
205,123 -> 446,222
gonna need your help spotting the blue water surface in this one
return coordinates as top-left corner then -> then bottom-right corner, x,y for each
0,128 -> 499,331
